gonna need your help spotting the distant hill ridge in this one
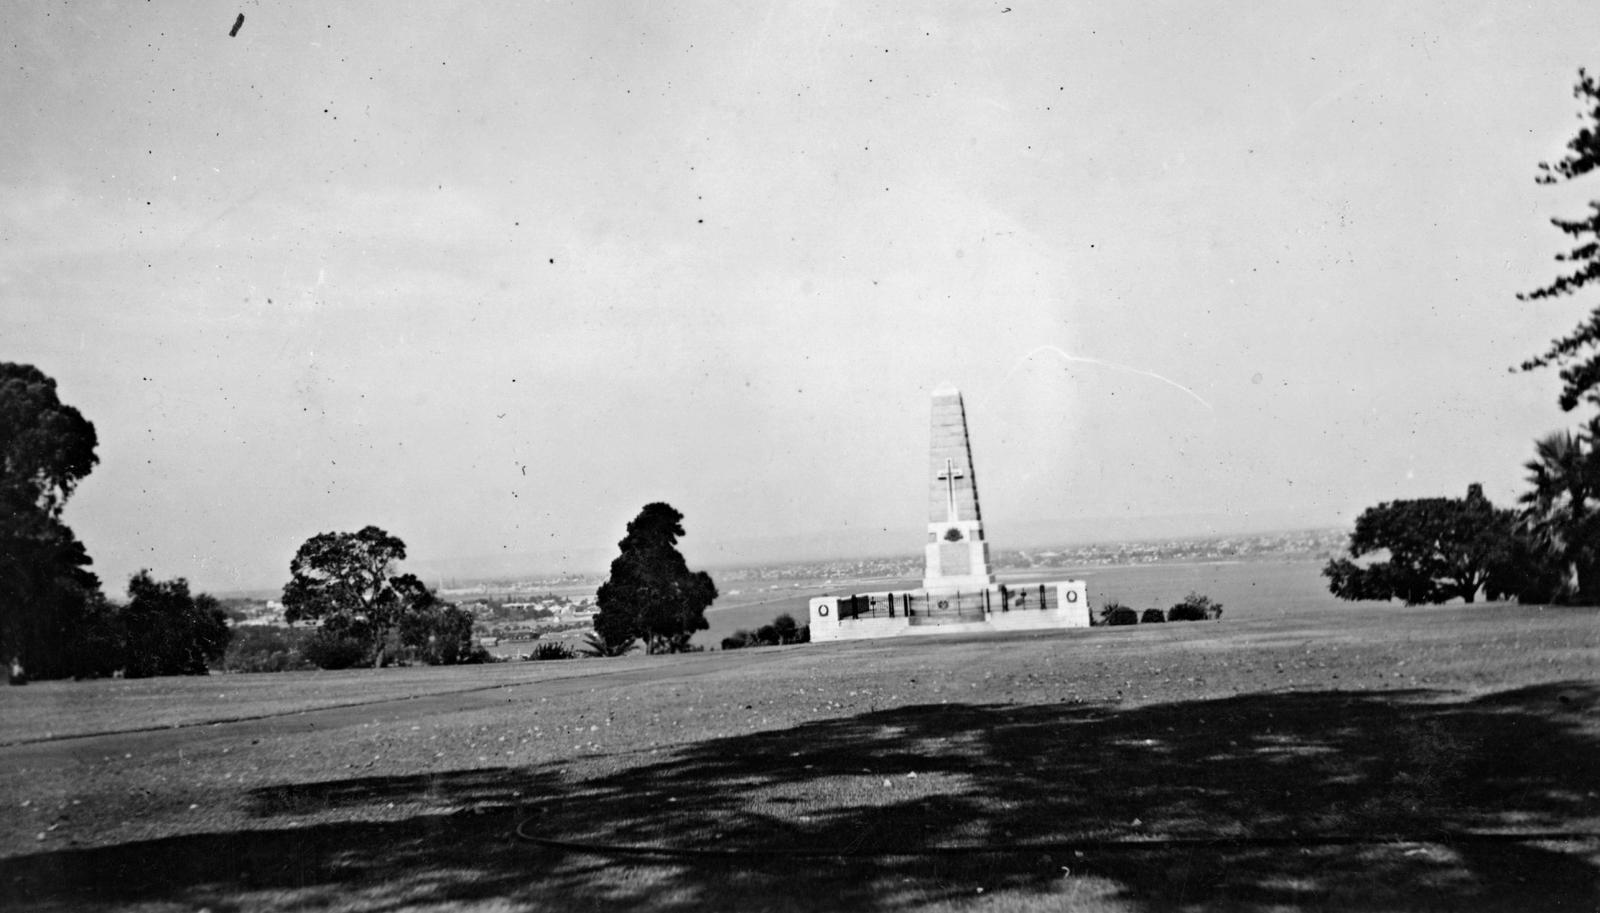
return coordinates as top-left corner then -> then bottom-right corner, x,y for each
403,527 -> 1349,594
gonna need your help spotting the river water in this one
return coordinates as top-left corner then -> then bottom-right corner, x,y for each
697,558 -> 1347,646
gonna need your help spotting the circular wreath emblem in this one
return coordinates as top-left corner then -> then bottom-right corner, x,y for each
1066,590 -> 1079,603
937,600 -> 949,609
818,605 -> 830,617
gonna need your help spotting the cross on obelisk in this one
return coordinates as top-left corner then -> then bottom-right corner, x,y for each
923,385 -> 995,590
937,457 -> 964,523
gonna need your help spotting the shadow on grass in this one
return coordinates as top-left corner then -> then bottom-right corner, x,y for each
6,681 -> 1598,911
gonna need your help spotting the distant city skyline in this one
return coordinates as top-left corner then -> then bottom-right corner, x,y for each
5,3 -> 1598,594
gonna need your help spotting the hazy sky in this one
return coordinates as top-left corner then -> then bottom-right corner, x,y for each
5,2 -> 1599,592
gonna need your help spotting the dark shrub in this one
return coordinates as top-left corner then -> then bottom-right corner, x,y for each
119,572 -> 232,677
224,625 -> 316,673
1096,600 -> 1129,626
400,604 -> 482,665
1106,607 -> 1139,626
578,630 -> 636,657
772,613 -> 799,644
302,629 -> 370,669
1485,534 -> 1572,604
530,641 -> 575,661
1140,608 -> 1167,623
1169,591 -> 1224,622
755,624 -> 779,646
720,636 -> 747,650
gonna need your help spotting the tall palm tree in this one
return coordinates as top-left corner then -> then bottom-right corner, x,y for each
1519,419 -> 1600,603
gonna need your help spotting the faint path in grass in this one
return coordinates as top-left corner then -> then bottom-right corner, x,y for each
0,648 -> 797,755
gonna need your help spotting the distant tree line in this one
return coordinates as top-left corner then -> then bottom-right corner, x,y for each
1096,592 -> 1223,626
0,360 -> 496,681
0,363 -> 233,681
1329,70 -> 1600,607
721,612 -> 809,649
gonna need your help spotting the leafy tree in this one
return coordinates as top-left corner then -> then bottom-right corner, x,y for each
281,526 -> 434,667
771,613 -> 799,644
65,591 -> 125,679
119,571 -> 231,678
223,626 -> 316,673
593,503 -> 718,654
1517,420 -> 1600,601
1483,531 -> 1571,605
302,626 -> 371,670
400,601 -> 485,665
1323,485 -> 1516,605
0,363 -> 99,515
1518,69 -> 1600,411
0,363 -> 101,682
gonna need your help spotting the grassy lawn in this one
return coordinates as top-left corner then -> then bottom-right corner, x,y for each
1,602 -> 1596,911
0,653 -> 701,746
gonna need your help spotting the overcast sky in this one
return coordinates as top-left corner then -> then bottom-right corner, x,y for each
5,2 -> 1599,592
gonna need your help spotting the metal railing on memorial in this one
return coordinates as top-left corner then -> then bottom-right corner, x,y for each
835,584 -> 1060,621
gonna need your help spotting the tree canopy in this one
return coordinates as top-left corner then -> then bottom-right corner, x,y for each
1516,419 -> 1600,602
399,601 -> 483,665
1323,485 -> 1517,605
119,571 -> 232,678
1,363 -> 99,518
1519,69 -> 1600,411
593,502 -> 718,654
281,526 -> 434,667
0,363 -> 101,681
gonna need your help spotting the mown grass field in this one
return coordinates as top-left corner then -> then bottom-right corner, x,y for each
2,598 -> 1596,912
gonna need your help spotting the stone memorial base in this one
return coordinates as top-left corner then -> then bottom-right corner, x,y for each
808,579 -> 1090,643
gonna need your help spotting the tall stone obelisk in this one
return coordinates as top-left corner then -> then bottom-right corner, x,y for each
922,384 -> 996,591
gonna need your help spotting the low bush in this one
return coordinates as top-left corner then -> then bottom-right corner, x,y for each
1106,606 -> 1140,626
723,615 -> 809,650
302,630 -> 371,669
223,626 -> 316,673
530,641 -> 575,661
578,631 -> 636,657
1140,608 -> 1167,623
1096,600 -> 1129,626
1168,591 -> 1224,622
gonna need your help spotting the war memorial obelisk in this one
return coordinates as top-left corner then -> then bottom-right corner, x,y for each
922,383 -> 997,591
809,387 -> 1089,642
